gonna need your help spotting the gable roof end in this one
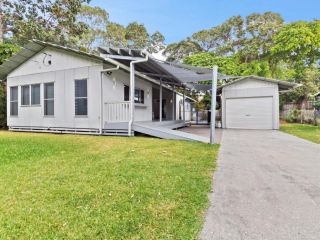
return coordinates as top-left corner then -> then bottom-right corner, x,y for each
218,75 -> 299,92
0,40 -> 109,80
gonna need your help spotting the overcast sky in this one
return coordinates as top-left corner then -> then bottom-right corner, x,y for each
91,0 -> 320,44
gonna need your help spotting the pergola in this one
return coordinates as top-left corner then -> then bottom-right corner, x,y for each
98,47 -> 235,144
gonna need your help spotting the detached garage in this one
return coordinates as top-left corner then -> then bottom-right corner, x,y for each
220,76 -> 297,130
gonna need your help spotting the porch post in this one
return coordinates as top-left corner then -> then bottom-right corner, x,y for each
210,66 -> 218,144
129,63 -> 135,136
172,85 -> 175,120
183,88 -> 186,122
159,78 -> 162,122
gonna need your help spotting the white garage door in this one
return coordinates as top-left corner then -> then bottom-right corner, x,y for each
226,97 -> 273,129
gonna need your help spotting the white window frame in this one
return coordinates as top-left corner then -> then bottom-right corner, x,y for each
21,85 -> 30,106
124,85 -> 145,104
21,84 -> 41,106
74,79 -> 88,117
31,84 -> 41,106
44,82 -> 54,116
10,86 -> 18,116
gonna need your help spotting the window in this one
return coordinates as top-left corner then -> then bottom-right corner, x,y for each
135,89 -> 144,104
21,84 -> 40,106
124,85 -> 129,101
44,82 -> 54,116
31,84 -> 40,105
75,79 -> 87,116
21,85 -> 30,105
10,87 -> 18,116
123,85 -> 144,104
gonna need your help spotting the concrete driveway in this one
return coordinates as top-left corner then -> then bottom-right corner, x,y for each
201,130 -> 320,240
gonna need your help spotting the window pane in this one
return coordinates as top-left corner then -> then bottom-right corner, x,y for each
134,89 -> 139,103
75,79 -> 87,98
21,85 -> 30,105
141,90 -> 144,104
10,102 -> 18,116
44,100 -> 54,116
124,85 -> 129,101
31,84 -> 40,105
75,98 -> 88,115
44,83 -> 54,99
10,87 -> 18,101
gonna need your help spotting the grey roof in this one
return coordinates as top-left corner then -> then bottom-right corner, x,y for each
0,40 -> 109,80
98,46 -> 234,86
0,40 -> 236,90
217,75 -> 298,92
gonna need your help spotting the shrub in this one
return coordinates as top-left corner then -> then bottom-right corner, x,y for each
314,101 -> 320,111
0,83 -> 6,128
284,109 -> 301,123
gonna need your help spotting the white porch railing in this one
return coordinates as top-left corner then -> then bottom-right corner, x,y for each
104,101 -> 131,122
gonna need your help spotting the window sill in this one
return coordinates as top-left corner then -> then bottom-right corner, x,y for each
135,104 -> 147,108
43,116 -> 55,118
75,115 -> 88,118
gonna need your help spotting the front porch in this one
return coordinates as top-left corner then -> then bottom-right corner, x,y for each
99,46 -> 220,143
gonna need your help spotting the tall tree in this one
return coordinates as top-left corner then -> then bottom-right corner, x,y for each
125,22 -> 149,49
240,12 -> 284,63
147,31 -> 165,54
0,0 -> 3,43
3,0 -> 90,46
104,22 -> 128,48
271,20 -> 320,68
192,16 -> 244,54
164,39 -> 202,62
77,5 -> 108,50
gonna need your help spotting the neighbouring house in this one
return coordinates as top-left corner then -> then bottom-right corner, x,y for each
217,76 -> 297,130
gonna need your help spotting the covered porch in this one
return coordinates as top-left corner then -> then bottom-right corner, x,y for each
99,46 -> 225,143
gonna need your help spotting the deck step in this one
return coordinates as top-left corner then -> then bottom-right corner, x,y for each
132,123 -> 209,143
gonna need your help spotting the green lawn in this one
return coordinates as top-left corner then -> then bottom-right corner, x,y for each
0,131 -> 218,239
280,123 -> 320,144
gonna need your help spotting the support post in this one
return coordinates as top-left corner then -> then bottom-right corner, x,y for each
128,54 -> 149,136
129,63 -> 135,136
183,88 -> 186,122
210,66 -> 218,144
159,78 -> 162,122
172,85 -> 175,120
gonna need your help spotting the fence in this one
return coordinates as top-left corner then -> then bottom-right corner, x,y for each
281,103 -> 320,125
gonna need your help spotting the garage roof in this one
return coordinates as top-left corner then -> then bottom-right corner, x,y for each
217,75 -> 298,92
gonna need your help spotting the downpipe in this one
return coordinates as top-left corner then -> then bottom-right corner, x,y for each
128,53 -> 149,136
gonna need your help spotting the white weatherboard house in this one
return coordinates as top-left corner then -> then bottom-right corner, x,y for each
0,41 -> 296,142
0,41 -> 207,141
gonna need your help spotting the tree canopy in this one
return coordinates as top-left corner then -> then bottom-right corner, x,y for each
0,4 -> 319,105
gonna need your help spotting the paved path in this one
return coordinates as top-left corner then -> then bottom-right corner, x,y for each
201,130 -> 320,240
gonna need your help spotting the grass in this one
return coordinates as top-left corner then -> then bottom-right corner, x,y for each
0,131 -> 219,240
280,123 -> 320,144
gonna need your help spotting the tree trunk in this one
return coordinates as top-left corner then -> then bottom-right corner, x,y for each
0,0 -> 3,44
